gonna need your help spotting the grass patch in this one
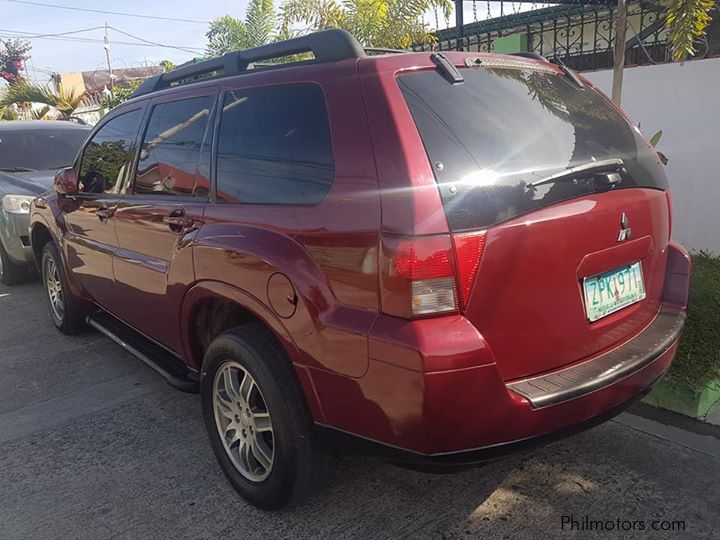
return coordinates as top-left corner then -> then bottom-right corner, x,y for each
666,251 -> 720,390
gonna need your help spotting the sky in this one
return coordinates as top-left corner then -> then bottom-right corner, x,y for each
1,0 -> 548,86
1,0 -> 251,84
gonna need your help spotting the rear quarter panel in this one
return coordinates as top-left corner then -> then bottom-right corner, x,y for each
192,60 -> 381,379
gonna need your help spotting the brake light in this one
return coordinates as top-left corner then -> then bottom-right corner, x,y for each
453,232 -> 486,308
381,235 -> 458,318
380,232 -> 487,318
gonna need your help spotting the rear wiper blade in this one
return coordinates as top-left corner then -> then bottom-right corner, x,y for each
0,167 -> 34,172
528,158 -> 625,188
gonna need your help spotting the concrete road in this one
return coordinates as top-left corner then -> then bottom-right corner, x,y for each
1,280 -> 719,539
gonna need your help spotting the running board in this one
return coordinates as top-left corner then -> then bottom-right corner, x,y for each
86,310 -> 199,393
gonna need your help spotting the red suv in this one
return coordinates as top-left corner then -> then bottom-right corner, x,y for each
30,30 -> 691,509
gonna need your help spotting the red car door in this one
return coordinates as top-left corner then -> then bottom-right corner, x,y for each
111,89 -> 218,354
64,107 -> 144,309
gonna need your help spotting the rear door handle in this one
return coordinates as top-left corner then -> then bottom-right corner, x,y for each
95,207 -> 115,221
162,215 -> 194,228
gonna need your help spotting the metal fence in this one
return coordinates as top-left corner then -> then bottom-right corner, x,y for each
414,3 -> 691,72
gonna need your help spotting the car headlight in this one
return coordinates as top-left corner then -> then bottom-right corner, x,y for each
1,194 -> 35,214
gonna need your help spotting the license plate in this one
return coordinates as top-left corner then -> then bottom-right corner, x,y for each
583,262 -> 646,322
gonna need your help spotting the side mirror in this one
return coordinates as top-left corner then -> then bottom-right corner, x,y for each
54,167 -> 79,196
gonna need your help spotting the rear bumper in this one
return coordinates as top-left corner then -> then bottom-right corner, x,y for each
318,334 -> 680,470
0,210 -> 33,265
317,376 -> 657,468
507,307 -> 685,408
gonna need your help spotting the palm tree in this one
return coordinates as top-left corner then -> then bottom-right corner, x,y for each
0,81 -> 86,120
206,0 -> 452,55
280,0 -> 452,49
206,0 -> 277,56
666,0 -> 717,61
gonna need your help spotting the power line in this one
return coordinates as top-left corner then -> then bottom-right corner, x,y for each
108,26 -> 203,55
0,27 -> 205,52
1,0 -> 209,24
0,25 -> 104,38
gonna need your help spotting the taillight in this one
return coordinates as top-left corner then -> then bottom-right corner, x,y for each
380,232 -> 485,318
453,232 -> 486,308
381,235 -> 458,318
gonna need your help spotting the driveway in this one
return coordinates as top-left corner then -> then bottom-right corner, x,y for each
1,280 -> 719,539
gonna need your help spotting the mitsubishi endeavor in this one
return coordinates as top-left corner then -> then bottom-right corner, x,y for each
29,29 -> 691,510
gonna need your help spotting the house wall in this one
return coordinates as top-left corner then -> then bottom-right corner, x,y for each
584,57 -> 720,254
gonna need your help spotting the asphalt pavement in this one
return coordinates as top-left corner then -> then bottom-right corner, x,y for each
1,279 -> 719,539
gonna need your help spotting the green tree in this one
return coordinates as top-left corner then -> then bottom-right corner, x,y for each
206,0 -> 451,55
281,0 -> 452,49
0,81 -> 85,120
206,0 -> 277,56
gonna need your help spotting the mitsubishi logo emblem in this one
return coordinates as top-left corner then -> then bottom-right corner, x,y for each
618,213 -> 632,242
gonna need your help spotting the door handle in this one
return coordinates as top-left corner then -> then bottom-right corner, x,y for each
162,215 -> 194,228
95,207 -> 115,221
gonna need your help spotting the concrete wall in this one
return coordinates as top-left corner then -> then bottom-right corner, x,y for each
584,58 -> 720,254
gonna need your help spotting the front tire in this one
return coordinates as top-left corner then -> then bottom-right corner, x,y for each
201,325 -> 329,510
41,242 -> 86,334
0,240 -> 26,285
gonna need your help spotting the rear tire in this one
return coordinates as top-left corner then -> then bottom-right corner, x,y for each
40,242 -> 86,334
0,240 -> 26,285
201,324 -> 329,510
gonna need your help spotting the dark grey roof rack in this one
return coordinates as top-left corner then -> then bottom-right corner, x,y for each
132,28 -> 365,98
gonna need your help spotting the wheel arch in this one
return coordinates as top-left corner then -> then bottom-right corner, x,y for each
29,218 -> 54,271
181,280 -> 326,423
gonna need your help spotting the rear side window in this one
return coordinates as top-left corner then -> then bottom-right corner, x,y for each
78,109 -> 142,194
398,66 -> 668,231
133,95 -> 215,197
216,84 -> 334,204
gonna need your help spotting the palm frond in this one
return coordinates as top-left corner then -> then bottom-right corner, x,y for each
31,105 -> 52,120
0,81 -> 85,119
666,0 -> 716,61
206,15 -> 251,56
246,0 -> 276,47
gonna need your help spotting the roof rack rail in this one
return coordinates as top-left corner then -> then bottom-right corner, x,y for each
132,28 -> 365,98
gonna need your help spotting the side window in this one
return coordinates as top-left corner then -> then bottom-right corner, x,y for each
216,84 -> 334,204
78,109 -> 143,194
133,95 -> 215,197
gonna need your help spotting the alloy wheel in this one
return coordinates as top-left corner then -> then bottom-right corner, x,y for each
45,257 -> 64,322
213,361 -> 274,482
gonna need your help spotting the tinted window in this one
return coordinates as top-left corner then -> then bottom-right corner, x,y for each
398,66 -> 668,231
78,110 -> 142,194
0,127 -> 89,171
134,95 -> 215,197
216,84 -> 334,204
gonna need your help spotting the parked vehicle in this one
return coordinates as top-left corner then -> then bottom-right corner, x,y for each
0,120 -> 90,284
29,30 -> 691,510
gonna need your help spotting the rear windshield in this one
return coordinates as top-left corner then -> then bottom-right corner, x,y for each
398,64 -> 668,231
0,128 -> 89,171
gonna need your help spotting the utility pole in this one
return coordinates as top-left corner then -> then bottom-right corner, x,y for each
611,0 -> 628,104
103,21 -> 115,100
